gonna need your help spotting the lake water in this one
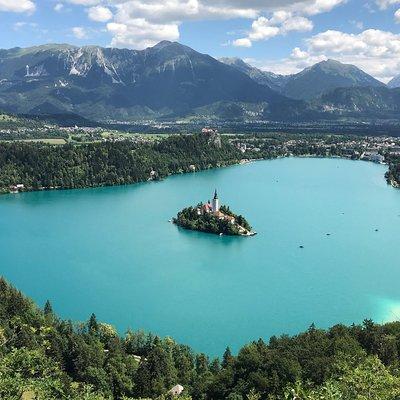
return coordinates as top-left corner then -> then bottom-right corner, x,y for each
1,157 -> 400,356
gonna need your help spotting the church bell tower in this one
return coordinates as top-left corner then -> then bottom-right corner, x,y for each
211,189 -> 220,213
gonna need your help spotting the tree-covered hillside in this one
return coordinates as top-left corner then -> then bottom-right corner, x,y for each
385,154 -> 400,187
2,277 -> 400,399
0,133 -> 241,194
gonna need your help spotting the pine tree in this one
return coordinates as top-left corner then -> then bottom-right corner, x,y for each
44,300 -> 53,316
88,313 -> 99,335
222,346 -> 234,368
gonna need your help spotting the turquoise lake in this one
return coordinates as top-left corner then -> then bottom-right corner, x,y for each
1,157 -> 400,356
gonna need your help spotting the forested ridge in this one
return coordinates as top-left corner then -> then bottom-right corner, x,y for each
0,134 -> 240,194
2,277 -> 400,399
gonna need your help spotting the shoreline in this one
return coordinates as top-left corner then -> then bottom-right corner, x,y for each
1,154 -> 398,197
173,220 -> 257,237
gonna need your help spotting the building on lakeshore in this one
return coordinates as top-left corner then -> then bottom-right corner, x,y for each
361,151 -> 385,164
169,384 -> 184,396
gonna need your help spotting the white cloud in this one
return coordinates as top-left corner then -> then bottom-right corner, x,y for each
223,0 -> 340,48
13,21 -> 37,30
281,16 -> 313,32
233,38 -> 252,47
291,47 -> 309,59
270,10 -> 292,23
203,5 -> 257,19
375,0 -> 400,9
60,0 -> 344,50
255,29 -> 400,82
248,17 -> 280,41
299,0 -> 346,15
72,26 -> 88,39
305,29 -> 400,57
109,0 -> 258,25
233,11 -> 313,47
88,5 -> 112,22
306,29 -> 400,81
107,19 -> 179,49
111,0 -> 196,25
111,0 -> 343,25
68,0 -> 101,5
256,55 -> 326,76
0,0 -> 35,13
54,3 -> 64,12
395,8 -> 400,21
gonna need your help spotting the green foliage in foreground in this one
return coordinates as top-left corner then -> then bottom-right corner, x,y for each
173,204 -> 252,235
386,155 -> 400,187
0,133 -> 240,193
2,277 -> 400,399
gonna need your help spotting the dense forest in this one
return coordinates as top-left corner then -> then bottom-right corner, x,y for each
2,277 -> 400,399
0,133 -> 241,194
385,155 -> 400,187
174,204 -> 252,235
2,129 -> 400,194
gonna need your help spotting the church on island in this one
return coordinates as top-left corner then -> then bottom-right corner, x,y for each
173,189 -> 255,236
197,190 -> 236,224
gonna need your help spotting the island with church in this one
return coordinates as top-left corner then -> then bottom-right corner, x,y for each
173,190 -> 256,236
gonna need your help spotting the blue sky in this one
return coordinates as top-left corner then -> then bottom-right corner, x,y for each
1,0 -> 399,81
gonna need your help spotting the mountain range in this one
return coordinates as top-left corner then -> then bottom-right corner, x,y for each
220,57 -> 386,100
0,41 -> 399,123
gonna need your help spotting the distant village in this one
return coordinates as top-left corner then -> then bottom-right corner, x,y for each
1,113 -> 400,163
230,134 -> 400,164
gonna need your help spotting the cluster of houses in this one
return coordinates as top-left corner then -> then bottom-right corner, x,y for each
230,134 -> 400,164
360,151 -> 385,164
9,183 -> 24,193
201,127 -> 218,134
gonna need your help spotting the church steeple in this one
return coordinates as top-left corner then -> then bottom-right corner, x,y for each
212,189 -> 220,212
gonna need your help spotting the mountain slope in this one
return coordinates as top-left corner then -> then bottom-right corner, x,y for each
0,42 -> 291,121
219,57 -> 289,92
313,86 -> 400,118
282,59 -> 385,100
219,57 -> 385,102
0,43 -> 397,123
388,74 -> 400,89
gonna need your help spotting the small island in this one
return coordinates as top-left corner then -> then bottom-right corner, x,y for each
173,190 -> 256,236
